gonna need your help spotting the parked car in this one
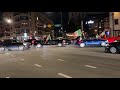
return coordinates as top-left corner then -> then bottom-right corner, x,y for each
79,39 -> 108,47
0,39 -> 28,51
105,41 -> 120,54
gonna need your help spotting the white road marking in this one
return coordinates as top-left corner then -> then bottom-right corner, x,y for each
5,53 -> 10,55
57,59 -> 64,61
34,64 -> 42,67
58,73 -> 72,78
20,59 -> 24,61
85,65 -> 97,68
6,77 -> 10,78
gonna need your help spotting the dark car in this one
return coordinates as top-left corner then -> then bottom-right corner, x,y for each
0,39 -> 26,51
105,41 -> 120,54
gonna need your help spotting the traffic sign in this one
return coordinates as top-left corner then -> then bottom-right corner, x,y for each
47,24 -> 52,28
54,24 -> 61,27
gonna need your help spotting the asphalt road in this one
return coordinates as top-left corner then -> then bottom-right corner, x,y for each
0,45 -> 120,78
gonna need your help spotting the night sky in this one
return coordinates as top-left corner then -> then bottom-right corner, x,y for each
0,12 -> 3,20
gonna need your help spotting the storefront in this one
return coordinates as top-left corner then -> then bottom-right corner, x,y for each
113,30 -> 120,37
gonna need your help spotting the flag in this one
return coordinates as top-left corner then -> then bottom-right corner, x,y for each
100,31 -> 105,36
46,34 -> 51,41
96,34 -> 99,38
73,29 -> 82,37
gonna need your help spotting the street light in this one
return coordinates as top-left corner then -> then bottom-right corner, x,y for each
4,18 -> 13,38
5,18 -> 12,24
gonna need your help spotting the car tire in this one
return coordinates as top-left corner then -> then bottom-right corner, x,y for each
58,43 -> 62,47
101,42 -> 106,46
80,43 -> 85,48
36,44 -> 42,48
19,46 -> 24,51
110,47 -> 118,54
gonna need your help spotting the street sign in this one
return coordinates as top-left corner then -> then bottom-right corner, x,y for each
54,24 -> 61,27
47,24 -> 52,28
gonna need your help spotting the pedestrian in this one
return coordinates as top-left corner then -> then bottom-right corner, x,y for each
32,39 -> 35,47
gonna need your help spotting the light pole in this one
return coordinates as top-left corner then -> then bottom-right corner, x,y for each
4,18 -> 12,38
60,12 -> 63,30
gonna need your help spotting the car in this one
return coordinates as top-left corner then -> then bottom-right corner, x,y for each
0,39 -> 27,51
79,39 -> 108,48
103,36 -> 120,43
105,41 -> 120,54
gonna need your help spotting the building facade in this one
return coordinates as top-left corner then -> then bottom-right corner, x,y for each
109,12 -> 120,37
0,21 -> 4,37
2,12 -> 53,40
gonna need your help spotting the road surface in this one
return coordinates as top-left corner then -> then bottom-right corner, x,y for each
0,45 -> 120,78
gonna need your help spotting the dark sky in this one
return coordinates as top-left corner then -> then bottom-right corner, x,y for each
0,12 -> 3,20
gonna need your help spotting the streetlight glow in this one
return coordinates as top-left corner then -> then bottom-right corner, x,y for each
5,18 -> 12,24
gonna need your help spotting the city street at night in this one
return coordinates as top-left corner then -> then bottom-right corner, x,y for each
0,45 -> 120,78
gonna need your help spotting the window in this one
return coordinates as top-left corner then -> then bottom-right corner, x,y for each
21,29 -> 29,33
15,18 -> 20,22
15,24 -> 20,28
26,29 -> 29,33
114,19 -> 119,25
13,12 -> 20,16
20,16 -> 29,20
21,23 -> 28,27
6,33 -> 10,36
21,29 -> 25,33
16,29 -> 20,34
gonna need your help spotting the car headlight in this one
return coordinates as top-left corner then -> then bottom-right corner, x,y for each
105,44 -> 110,46
114,40 -> 117,42
23,43 -> 27,45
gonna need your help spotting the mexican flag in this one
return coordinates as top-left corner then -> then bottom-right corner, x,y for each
96,34 -> 99,38
46,34 -> 51,41
100,31 -> 105,36
73,29 -> 82,37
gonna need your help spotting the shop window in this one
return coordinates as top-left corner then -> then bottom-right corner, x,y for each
114,19 -> 119,25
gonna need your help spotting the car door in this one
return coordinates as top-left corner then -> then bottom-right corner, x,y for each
7,43 -> 19,50
85,40 -> 93,46
92,39 -> 100,45
116,42 -> 120,52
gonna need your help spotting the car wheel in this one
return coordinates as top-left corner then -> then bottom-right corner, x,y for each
80,43 -> 85,48
110,47 -> 117,54
36,44 -> 42,48
58,43 -> 62,47
101,42 -> 106,46
19,46 -> 24,51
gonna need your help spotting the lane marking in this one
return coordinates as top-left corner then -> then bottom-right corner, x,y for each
6,77 -> 10,78
34,64 -> 42,67
20,59 -> 24,61
5,53 -> 11,55
57,59 -> 64,61
58,73 -> 72,78
85,65 -> 97,68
